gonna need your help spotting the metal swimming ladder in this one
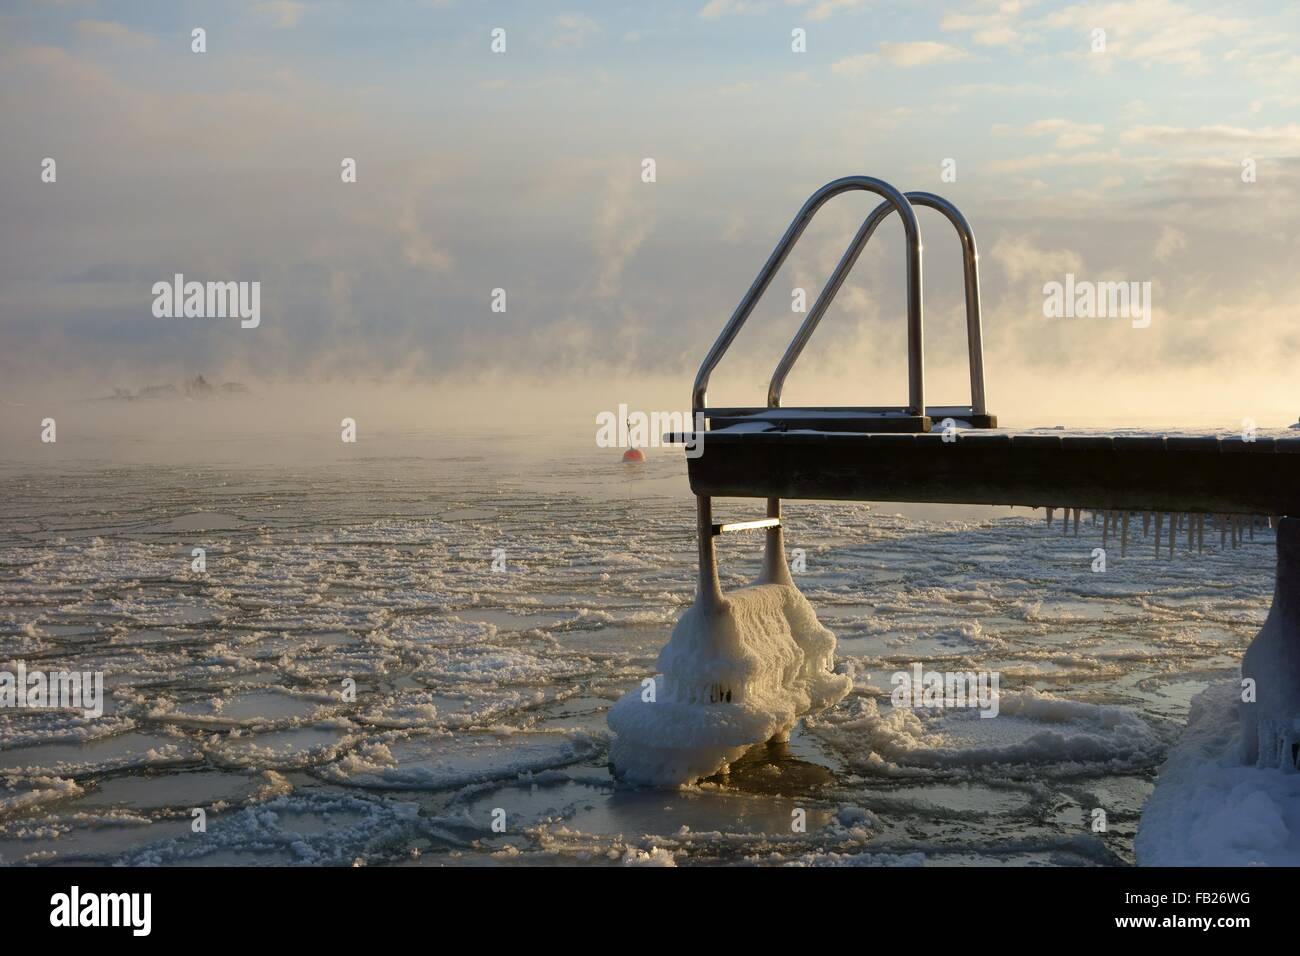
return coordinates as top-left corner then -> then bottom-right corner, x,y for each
688,175 -> 995,610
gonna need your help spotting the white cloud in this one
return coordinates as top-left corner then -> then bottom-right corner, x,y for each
941,0 -> 1037,49
72,20 -> 156,48
944,0 -> 1259,74
1040,0 -> 1251,73
254,2 -> 308,28
787,0 -> 866,22
552,15 -> 601,49
698,0 -> 767,20
1015,117 -> 1107,148
832,40 -> 969,74
1121,123 -> 1300,151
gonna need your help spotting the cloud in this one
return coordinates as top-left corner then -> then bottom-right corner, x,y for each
944,0 -> 1256,74
1008,117 -> 1107,148
254,2 -> 308,28
1154,225 -> 1187,262
552,15 -> 601,49
789,0 -> 866,21
698,0 -> 767,20
946,81 -> 1065,97
940,0 -> 1037,48
985,149 -> 1125,174
1040,0 -> 1251,73
1121,123 -> 1300,151
72,20 -> 156,48
832,41 -> 969,74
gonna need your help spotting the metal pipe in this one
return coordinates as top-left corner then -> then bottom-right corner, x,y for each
691,176 -> 925,416
767,191 -> 984,416
695,495 -> 724,610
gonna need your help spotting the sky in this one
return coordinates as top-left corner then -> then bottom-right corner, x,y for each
2,0 -> 1299,427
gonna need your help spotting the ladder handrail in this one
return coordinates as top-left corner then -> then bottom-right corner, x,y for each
767,191 -> 986,415
691,176 -> 925,417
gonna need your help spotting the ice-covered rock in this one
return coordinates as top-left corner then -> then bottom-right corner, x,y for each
607,583 -> 852,787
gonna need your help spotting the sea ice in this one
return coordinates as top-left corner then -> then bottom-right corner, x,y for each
607,583 -> 852,787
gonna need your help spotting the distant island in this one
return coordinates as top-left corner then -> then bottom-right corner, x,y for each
100,375 -> 251,402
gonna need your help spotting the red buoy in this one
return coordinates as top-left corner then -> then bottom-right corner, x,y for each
622,448 -> 645,463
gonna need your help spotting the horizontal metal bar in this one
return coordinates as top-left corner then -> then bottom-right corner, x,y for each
711,517 -> 782,536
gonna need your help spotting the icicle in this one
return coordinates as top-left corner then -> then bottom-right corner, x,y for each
1219,514 -> 1227,550
1187,512 -> 1194,553
1102,511 -> 1110,548
1046,506 -> 1054,528
1121,511 -> 1130,557
1169,513 -> 1176,559
1155,512 -> 1164,557
1197,514 -> 1205,554
1143,512 -> 1151,537
1073,507 -> 1080,537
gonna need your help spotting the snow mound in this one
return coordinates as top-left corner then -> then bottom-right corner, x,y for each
1136,679 -> 1300,866
812,688 -> 1165,773
607,583 -> 852,787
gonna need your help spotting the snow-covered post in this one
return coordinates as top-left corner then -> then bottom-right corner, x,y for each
1240,517 -> 1300,769
695,496 -> 725,611
760,496 -> 795,587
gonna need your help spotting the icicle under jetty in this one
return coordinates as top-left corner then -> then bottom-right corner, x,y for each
608,583 -> 852,787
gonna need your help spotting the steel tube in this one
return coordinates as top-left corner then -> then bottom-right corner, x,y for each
691,176 -> 924,415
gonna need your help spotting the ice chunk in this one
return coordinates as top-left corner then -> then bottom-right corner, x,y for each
607,583 -> 852,787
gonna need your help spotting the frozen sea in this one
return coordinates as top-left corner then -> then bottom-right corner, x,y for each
0,424 -> 1276,867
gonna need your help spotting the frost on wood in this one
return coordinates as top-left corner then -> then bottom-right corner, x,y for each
607,583 -> 852,787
